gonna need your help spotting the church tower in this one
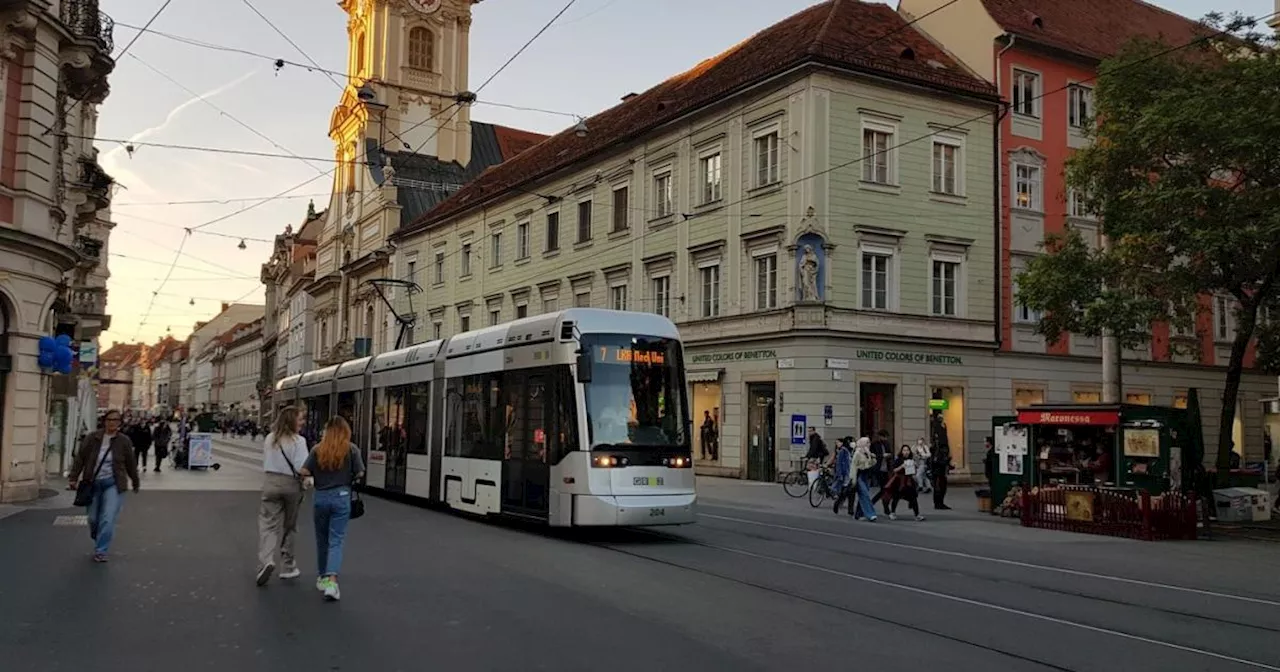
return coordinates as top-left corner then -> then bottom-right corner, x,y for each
332,0 -> 478,172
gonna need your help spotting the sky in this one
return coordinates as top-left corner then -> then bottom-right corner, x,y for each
95,0 -> 1273,348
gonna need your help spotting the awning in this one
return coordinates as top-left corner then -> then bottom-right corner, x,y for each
687,369 -> 723,383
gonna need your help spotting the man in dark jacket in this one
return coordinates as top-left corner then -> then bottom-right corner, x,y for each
127,421 -> 153,471
67,410 -> 140,561
152,421 -> 172,472
805,427 -> 829,469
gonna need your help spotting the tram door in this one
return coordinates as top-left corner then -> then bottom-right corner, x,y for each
501,371 -> 550,519
384,386 -> 409,494
746,383 -> 777,482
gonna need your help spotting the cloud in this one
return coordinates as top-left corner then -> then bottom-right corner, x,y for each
101,69 -> 260,165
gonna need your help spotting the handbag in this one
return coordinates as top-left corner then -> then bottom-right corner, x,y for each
348,449 -> 365,520
277,437 -> 305,492
73,441 -> 113,507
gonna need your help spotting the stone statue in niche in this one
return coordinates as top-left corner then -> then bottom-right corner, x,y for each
799,244 -> 820,302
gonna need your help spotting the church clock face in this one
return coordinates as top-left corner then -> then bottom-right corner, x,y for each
407,0 -> 442,14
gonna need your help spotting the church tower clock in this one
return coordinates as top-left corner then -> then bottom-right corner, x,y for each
332,0 -> 480,170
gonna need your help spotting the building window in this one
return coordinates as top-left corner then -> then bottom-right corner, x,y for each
754,130 -> 780,187
461,243 -> 472,276
577,200 -> 592,243
433,321 -> 442,339
1013,163 -> 1042,211
1013,69 -> 1039,117
700,153 -> 722,203
406,259 -> 417,284
542,295 -> 558,313
610,284 -> 628,311
433,251 -> 444,284
700,264 -> 720,318
861,251 -> 890,310
754,254 -> 777,310
653,172 -> 673,218
1068,85 -> 1093,129
516,302 -> 528,319
931,257 -> 960,317
490,232 -> 502,268
489,309 -> 501,326
356,33 -> 366,75
545,212 -> 560,252
1068,188 -> 1095,219
1215,295 -> 1234,341
517,222 -> 530,259
459,313 -> 470,332
1013,271 -> 1041,323
651,275 -> 671,317
408,27 -> 433,70
612,186 -> 629,232
932,138 -> 961,195
862,127 -> 894,184
574,291 -> 590,308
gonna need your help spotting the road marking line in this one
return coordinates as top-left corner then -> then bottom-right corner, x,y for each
682,536 -> 1280,671
699,512 -> 1280,608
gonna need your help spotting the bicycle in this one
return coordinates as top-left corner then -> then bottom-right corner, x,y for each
809,469 -> 838,508
781,464 -> 815,498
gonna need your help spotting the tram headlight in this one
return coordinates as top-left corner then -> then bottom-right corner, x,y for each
593,455 -> 618,468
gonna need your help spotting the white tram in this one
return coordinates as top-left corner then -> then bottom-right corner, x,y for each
273,309 -> 696,526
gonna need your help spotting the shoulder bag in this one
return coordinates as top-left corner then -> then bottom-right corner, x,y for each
276,436 -> 307,493
74,441 -> 113,507
348,448 -> 365,520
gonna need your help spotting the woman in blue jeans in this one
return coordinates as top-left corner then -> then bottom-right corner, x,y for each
300,415 -> 364,602
67,410 -> 141,561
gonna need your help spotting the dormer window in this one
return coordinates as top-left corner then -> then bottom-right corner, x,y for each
408,27 -> 434,70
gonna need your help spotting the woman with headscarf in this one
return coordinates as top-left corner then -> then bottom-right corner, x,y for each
849,437 -> 879,522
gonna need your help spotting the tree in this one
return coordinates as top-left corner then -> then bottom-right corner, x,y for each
1016,15 -> 1280,484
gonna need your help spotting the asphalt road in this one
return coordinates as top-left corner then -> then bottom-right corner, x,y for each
2,487 -> 1279,672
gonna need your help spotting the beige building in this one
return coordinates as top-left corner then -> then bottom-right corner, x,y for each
261,205 -> 324,419
221,318 -> 263,419
390,1 -> 1006,480
178,303 -> 263,412
305,0 -> 544,369
0,0 -> 117,501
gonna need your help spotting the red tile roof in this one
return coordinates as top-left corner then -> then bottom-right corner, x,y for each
979,0 -> 1205,61
397,0 -> 995,237
491,125 -> 550,161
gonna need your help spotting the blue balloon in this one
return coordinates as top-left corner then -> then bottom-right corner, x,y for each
37,351 -> 54,368
55,334 -> 72,347
38,335 -> 56,352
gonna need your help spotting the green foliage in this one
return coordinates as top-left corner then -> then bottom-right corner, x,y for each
1014,13 -> 1280,477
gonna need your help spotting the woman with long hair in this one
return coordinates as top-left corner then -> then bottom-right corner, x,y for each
300,415 -> 364,601
256,405 -> 310,586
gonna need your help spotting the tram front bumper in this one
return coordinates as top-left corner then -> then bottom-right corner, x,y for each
574,493 -> 697,526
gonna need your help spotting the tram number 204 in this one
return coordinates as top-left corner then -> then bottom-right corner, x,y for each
649,508 -> 666,517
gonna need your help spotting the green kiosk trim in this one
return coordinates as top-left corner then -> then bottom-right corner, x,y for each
989,403 -> 1203,514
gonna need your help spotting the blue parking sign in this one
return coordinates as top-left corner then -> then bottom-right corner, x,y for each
791,415 -> 806,445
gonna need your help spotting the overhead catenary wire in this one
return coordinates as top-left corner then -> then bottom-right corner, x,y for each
110,20 -> 583,120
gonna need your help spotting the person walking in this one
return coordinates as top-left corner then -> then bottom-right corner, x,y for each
913,438 -> 932,493
127,420 -> 153,472
151,421 -> 172,473
300,415 -> 365,602
830,437 -> 854,515
888,444 -> 925,521
67,410 -> 140,562
256,405 -> 311,587
850,437 -> 879,521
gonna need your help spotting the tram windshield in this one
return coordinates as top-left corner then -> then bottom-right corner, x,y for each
582,334 -> 689,450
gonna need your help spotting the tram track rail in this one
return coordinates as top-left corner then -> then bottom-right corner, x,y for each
582,525 -> 1280,672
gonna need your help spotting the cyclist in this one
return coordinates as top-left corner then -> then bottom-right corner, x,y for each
805,427 -> 830,470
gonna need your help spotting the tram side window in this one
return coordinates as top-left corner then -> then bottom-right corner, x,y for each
455,372 -> 503,460
407,382 -> 429,455
373,388 -> 389,454
503,372 -> 530,461
548,366 -> 580,464
445,377 -> 463,458
386,386 -> 406,456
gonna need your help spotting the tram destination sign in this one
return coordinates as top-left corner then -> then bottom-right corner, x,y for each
855,349 -> 963,366
688,349 -> 777,364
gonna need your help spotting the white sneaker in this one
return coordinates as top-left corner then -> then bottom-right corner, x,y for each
888,513 -> 897,521
315,577 -> 326,592
279,567 -> 301,580
323,579 -> 341,602
255,563 -> 274,587
915,515 -> 926,521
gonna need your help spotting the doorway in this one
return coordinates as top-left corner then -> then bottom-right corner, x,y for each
860,383 -> 897,446
746,383 -> 776,481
